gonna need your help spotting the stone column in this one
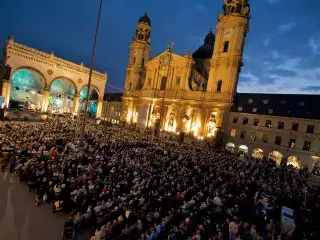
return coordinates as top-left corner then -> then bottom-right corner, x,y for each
96,98 -> 103,118
41,88 -> 50,112
2,80 -> 11,108
72,94 -> 80,115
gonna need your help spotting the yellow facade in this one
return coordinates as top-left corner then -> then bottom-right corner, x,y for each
122,1 -> 251,138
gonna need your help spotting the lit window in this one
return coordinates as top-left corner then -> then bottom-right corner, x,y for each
268,109 -> 273,114
303,141 -> 311,151
252,108 -> 257,113
248,99 -> 254,104
289,138 -> 296,148
230,129 -> 236,137
281,100 -> 286,105
299,101 -> 305,106
238,106 -> 243,112
262,100 -> 268,104
265,120 -> 272,128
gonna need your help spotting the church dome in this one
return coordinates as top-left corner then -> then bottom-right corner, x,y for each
192,30 -> 215,59
138,12 -> 151,25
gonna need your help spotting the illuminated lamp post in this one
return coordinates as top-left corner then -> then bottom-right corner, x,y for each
79,0 -> 103,147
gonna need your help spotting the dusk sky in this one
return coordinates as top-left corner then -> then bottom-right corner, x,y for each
1,0 -> 320,94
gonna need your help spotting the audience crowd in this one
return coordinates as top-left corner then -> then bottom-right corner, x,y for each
0,118 -> 319,240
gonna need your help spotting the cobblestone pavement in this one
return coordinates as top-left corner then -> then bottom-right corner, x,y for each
0,172 -> 90,240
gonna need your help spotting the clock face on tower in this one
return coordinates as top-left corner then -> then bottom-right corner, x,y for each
132,50 -> 137,56
223,29 -> 233,37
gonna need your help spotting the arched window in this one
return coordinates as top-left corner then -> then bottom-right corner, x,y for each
142,58 -> 145,66
223,41 -> 229,53
128,83 -> 132,90
217,80 -> 222,92
133,57 -> 136,64
160,76 -> 167,90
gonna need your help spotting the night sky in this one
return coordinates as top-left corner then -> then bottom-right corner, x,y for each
1,0 -> 320,94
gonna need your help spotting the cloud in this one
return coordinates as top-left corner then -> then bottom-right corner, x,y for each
308,36 -> 320,55
299,86 -> 320,92
277,21 -> 296,34
272,51 -> 281,59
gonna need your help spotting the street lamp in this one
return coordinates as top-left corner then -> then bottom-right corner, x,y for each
79,0 -> 103,147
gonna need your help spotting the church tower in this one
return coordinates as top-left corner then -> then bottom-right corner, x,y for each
207,0 -> 250,102
125,12 -> 151,92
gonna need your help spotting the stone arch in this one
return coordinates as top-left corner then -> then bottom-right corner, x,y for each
79,84 -> 100,118
287,156 -> 301,169
269,151 -> 282,165
226,142 -> 236,153
9,67 -> 47,110
49,77 -> 78,95
80,84 -> 100,100
312,161 -> 320,176
238,145 -> 248,156
11,66 -> 47,88
252,148 -> 264,159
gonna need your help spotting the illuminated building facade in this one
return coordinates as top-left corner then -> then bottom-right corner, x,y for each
122,0 -> 250,138
226,93 -> 320,170
101,93 -> 123,124
1,36 -> 107,117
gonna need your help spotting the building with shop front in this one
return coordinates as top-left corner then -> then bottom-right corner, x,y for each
1,36 -> 107,118
121,0 -> 320,171
101,93 -> 123,124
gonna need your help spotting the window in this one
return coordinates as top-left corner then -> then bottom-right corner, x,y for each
251,132 -> 256,141
303,141 -> 311,151
128,82 -> 132,90
287,110 -> 291,115
289,138 -> 296,148
176,76 -> 181,85
148,78 -> 152,86
306,124 -> 314,134
240,130 -> 246,139
306,112 -> 311,117
298,101 -> 305,106
238,106 -> 243,112
243,117 -> 248,124
281,100 -> 287,105
230,129 -> 236,137
268,109 -> 273,114
262,134 -> 268,143
232,117 -> 238,124
223,41 -> 229,52
253,118 -> 259,126
142,58 -> 145,66
248,99 -> 254,104
262,100 -> 268,104
275,136 -> 282,145
291,123 -> 299,132
265,120 -> 272,128
133,57 -> 136,64
278,121 -> 285,129
160,76 -> 167,90
217,80 -> 222,92
252,108 -> 257,113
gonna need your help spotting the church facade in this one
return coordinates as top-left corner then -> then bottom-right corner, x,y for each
121,0 -> 250,138
121,0 -> 320,171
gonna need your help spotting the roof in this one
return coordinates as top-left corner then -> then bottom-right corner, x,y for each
231,93 -> 320,120
192,30 -> 215,60
138,13 -> 151,25
103,92 -> 123,102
